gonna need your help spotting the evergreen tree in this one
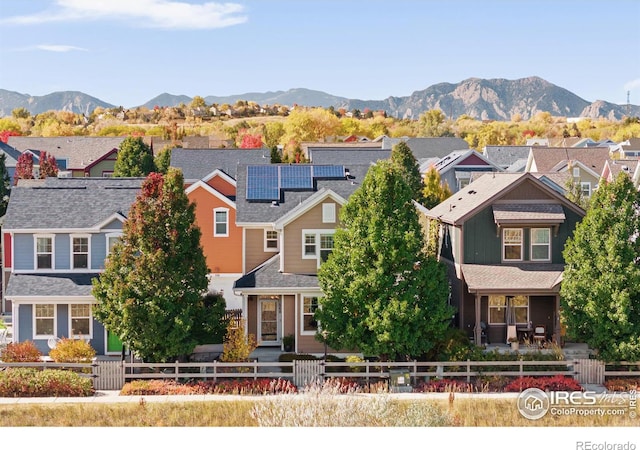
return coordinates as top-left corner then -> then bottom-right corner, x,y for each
113,136 -> 155,177
316,160 -> 454,361
560,173 -> 640,362
390,141 -> 425,203
270,146 -> 282,163
154,146 -> 172,175
0,153 -> 11,217
92,169 -> 212,362
422,165 -> 452,209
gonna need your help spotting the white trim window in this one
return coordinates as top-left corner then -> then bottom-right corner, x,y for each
301,296 -> 320,334
502,228 -> 523,261
530,228 -> 551,261
302,230 -> 335,266
264,230 -> 279,252
34,304 -> 56,338
106,232 -> 123,255
35,235 -> 54,270
580,182 -> 591,198
214,208 -> 229,237
72,235 -> 90,269
322,203 -> 336,223
70,304 -> 92,338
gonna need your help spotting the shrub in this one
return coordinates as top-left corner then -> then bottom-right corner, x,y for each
503,375 -> 583,392
120,378 -> 298,396
0,368 -> 94,397
345,355 -> 365,372
415,378 -> 476,393
49,338 -> 96,363
604,378 -> 640,392
1,341 -> 42,362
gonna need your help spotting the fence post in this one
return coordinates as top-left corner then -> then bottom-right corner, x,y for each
467,359 -> 471,383
519,360 -> 524,378
213,360 -> 217,382
175,360 -> 179,382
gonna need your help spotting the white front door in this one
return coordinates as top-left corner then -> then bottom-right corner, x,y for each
258,296 -> 281,345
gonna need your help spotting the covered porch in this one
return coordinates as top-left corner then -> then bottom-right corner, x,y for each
460,263 -> 564,346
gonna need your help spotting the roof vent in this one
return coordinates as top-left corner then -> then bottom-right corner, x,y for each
271,201 -> 279,207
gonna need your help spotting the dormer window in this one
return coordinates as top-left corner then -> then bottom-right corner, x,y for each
530,228 -> 551,261
72,236 -> 90,269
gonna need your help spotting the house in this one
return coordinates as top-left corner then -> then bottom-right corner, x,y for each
525,147 -> 610,200
301,142 -> 382,162
0,141 -> 22,182
421,149 -> 503,192
600,158 -> 640,189
609,138 -> 640,158
423,172 -> 585,346
482,145 -> 532,172
307,146 -> 390,165
7,136 -> 127,177
232,163 -> 370,354
1,177 -> 143,355
169,148 -> 271,310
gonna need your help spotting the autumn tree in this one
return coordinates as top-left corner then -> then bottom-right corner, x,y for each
560,173 -> 640,362
38,151 -> 59,178
14,152 -> 34,185
239,132 -> 263,149
92,169 -> 213,362
423,166 -> 452,209
316,160 -> 454,361
113,136 -> 155,177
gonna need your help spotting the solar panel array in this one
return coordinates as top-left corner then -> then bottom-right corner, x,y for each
246,164 -> 345,201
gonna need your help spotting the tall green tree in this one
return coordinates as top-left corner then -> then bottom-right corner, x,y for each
92,169 -> 212,362
316,160 -> 454,361
560,173 -> 640,362
154,145 -> 172,175
422,166 -> 452,209
390,141 -> 425,203
0,153 -> 11,217
113,136 -> 155,177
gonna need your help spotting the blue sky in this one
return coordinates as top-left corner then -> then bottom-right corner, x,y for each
1,0 -> 639,109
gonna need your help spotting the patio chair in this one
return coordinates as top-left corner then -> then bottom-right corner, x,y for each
533,325 -> 546,348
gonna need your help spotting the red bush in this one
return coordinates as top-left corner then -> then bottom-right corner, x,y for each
504,375 -> 583,392
1,341 -> 42,362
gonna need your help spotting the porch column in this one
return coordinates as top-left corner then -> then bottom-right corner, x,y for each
554,294 -> 561,345
473,294 -> 481,345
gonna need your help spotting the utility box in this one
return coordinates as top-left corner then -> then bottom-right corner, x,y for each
389,369 -> 412,393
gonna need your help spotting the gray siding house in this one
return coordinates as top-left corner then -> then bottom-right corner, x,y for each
2,177 -> 142,355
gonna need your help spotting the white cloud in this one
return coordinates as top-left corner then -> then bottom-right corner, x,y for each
36,44 -> 88,52
624,78 -> 640,92
0,0 -> 247,29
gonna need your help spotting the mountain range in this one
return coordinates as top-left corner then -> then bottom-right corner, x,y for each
1,76 -> 638,121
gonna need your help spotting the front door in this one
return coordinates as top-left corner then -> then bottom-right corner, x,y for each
258,296 -> 281,345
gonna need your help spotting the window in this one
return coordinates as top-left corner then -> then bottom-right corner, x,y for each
503,228 -> 523,261
489,295 -> 529,325
530,228 -> 551,261
304,233 -> 316,257
35,236 -> 53,269
106,233 -> 122,255
302,296 -> 319,333
70,304 -> 91,337
573,167 -> 580,177
458,177 -> 471,190
580,182 -> 591,198
322,203 -> 336,223
214,208 -> 228,237
264,230 -> 279,252
72,236 -> 89,269
34,304 -> 55,337
320,234 -> 334,262
302,230 -> 335,266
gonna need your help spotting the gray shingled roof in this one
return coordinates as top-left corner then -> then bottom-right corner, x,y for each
233,255 -> 319,290
492,204 -> 565,223
7,136 -> 126,171
170,148 -> 270,181
308,148 -> 390,165
2,177 -> 142,230
0,141 -> 21,165
528,147 -> 611,174
381,137 -> 469,159
482,146 -> 532,168
461,264 -> 564,293
5,273 -> 97,297
236,164 -> 371,224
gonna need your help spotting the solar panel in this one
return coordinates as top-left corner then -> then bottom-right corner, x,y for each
246,165 -> 279,201
313,165 -> 345,179
280,165 -> 313,189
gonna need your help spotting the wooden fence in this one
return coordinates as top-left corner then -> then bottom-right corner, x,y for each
2,359 -> 639,391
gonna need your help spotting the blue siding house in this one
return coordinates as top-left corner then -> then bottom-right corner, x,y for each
1,177 -> 142,356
